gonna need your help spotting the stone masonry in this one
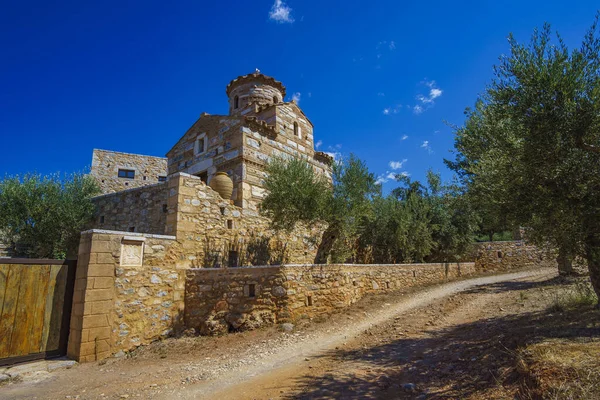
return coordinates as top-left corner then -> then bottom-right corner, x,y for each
91,149 -> 167,195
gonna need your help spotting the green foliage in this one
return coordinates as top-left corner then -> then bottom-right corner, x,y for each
0,172 -> 100,259
359,171 -> 477,263
260,157 -> 330,231
447,15 -> 600,298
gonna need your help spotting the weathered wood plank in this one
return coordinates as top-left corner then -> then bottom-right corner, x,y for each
40,264 -> 60,353
29,265 -> 50,354
10,265 -> 35,356
0,264 -> 8,318
0,265 -> 22,358
46,265 -> 68,351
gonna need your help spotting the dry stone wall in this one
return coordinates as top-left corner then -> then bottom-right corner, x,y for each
472,241 -> 557,272
91,182 -> 168,234
184,262 -> 477,335
91,149 -> 167,195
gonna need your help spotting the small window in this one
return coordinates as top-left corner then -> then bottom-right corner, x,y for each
234,95 -> 239,109
128,227 -> 135,232
294,122 -> 301,139
196,135 -> 206,155
118,169 -> 135,179
99,216 -> 105,224
386,282 -> 390,289
273,95 -> 278,104
307,295 -> 313,306
158,176 -> 167,182
143,176 -> 147,181
248,283 -> 256,298
227,220 -> 233,229
220,207 -> 226,215
228,250 -> 239,268
196,171 -> 208,183
162,204 -> 168,213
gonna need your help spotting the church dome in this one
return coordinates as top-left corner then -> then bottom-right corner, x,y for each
226,70 -> 286,115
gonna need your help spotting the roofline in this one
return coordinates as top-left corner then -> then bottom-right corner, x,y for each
93,148 -> 167,160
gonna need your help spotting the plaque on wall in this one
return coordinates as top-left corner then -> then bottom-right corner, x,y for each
120,237 -> 145,266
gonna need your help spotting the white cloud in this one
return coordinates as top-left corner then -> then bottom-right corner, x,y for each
401,134 -> 409,141
421,140 -> 433,154
389,159 -> 407,170
291,92 -> 301,103
315,140 -> 322,149
389,41 -> 396,50
376,169 -> 410,185
269,0 -> 294,24
413,80 -> 443,113
377,92 -> 385,97
382,104 -> 402,115
324,144 -> 342,161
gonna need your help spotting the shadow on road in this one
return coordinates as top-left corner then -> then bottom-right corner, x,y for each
284,277 -> 600,399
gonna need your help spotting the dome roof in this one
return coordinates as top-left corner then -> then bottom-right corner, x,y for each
226,70 -> 286,98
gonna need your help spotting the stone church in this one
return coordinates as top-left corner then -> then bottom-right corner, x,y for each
91,71 -> 332,212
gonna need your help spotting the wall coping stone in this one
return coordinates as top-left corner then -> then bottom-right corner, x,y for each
91,181 -> 167,200
188,261 -> 475,272
93,148 -> 167,160
80,229 -> 176,240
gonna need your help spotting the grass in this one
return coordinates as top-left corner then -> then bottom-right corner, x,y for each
518,340 -> 600,399
548,280 -> 598,312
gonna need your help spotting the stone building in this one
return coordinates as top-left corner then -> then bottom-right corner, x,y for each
90,71 -> 332,209
89,72 -> 333,265
91,149 -> 168,195
166,70 -> 332,210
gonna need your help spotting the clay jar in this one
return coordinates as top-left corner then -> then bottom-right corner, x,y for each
209,172 -> 233,200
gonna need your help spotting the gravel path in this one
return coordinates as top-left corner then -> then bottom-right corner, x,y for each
167,268 -> 554,399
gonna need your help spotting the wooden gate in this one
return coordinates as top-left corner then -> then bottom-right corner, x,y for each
0,259 -> 76,366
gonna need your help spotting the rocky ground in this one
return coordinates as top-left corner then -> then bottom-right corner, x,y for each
2,267 -> 598,400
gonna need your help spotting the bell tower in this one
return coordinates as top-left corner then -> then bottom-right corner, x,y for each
226,70 -> 286,115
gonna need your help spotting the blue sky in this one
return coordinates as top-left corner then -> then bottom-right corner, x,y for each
1,1 -> 598,190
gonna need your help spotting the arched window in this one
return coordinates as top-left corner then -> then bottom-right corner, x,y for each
234,95 -> 239,109
273,95 -> 278,104
294,122 -> 301,139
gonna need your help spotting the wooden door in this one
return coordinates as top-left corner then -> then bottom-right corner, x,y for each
0,259 -> 76,366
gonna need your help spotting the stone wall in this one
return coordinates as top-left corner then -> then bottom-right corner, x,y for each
91,149 -> 168,195
68,230 -> 182,362
184,262 -> 477,335
472,241 -> 557,272
165,173 -> 324,268
91,182 -> 168,234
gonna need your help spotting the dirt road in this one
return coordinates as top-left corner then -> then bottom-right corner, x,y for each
1,268 -> 556,400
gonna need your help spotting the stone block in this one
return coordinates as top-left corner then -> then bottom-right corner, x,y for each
82,314 -> 109,329
91,300 -> 113,315
85,289 -> 113,302
87,264 -> 115,277
93,277 -> 114,289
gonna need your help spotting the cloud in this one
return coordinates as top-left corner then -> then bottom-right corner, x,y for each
413,80 -> 443,113
377,40 -> 396,51
382,104 -> 403,115
376,170 -> 410,185
421,140 -> 433,154
401,134 -> 409,141
291,92 -> 301,103
315,140 -> 322,149
377,92 -> 385,97
269,0 -> 294,23
325,144 -> 342,161
389,159 -> 407,170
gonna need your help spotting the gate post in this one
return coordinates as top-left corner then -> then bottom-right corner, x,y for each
67,231 -> 115,362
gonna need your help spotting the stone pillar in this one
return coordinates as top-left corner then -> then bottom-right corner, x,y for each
67,232 -> 116,362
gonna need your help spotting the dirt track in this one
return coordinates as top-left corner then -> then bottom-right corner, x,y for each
1,268 -> 555,400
